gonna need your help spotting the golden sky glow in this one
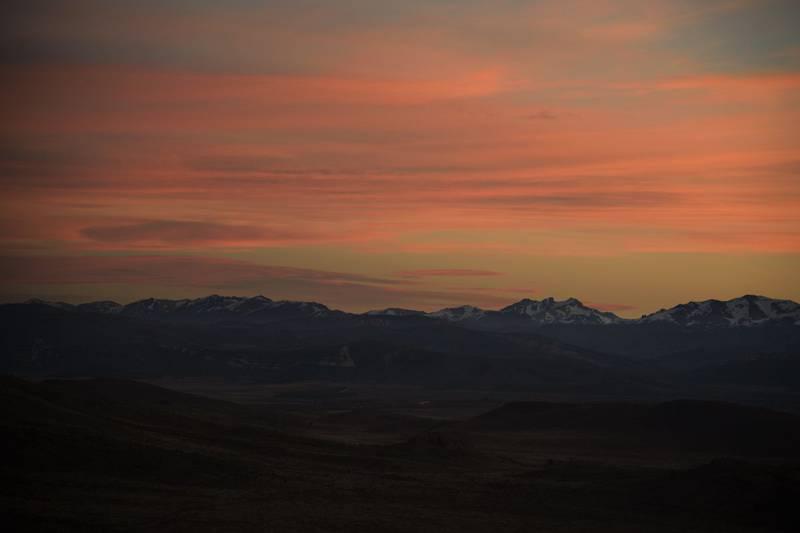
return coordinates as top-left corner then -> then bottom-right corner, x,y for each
1,0 -> 799,315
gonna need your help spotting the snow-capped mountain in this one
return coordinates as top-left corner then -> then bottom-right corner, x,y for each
76,301 -> 123,314
120,297 -> 188,316
51,295 -> 338,320
640,295 -> 800,327
422,298 -> 623,325
263,299 -> 333,318
24,298 -> 75,311
18,294 -> 800,327
23,295 -> 335,320
426,305 -> 487,322
364,308 -> 426,317
499,297 -> 624,325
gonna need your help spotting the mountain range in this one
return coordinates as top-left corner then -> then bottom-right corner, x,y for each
4,293 -> 799,406
22,293 -> 800,328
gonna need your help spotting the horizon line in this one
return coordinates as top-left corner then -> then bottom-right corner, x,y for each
10,292 -> 793,320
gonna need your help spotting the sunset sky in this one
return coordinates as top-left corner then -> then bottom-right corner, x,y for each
1,0 -> 799,316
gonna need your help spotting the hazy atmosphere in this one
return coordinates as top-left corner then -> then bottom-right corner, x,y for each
2,0 -> 799,315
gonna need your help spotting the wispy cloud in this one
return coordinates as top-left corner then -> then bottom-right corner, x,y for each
0,254 -> 519,311
80,220 -> 315,247
395,269 -> 503,279
525,111 -> 559,120
0,254 -> 399,288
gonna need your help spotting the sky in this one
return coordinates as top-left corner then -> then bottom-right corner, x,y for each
1,0 -> 799,316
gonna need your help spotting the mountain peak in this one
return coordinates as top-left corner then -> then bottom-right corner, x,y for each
640,295 -> 800,327
500,297 -> 622,325
365,308 -> 426,317
23,298 -> 74,310
427,305 -> 486,321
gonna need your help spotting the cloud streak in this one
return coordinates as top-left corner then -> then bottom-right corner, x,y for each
80,220 -> 314,247
0,254 -> 399,288
395,269 -> 504,279
0,254 -> 520,311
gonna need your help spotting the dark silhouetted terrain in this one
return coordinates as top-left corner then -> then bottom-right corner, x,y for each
3,376 -> 800,532
3,297 -> 800,411
2,295 -> 800,530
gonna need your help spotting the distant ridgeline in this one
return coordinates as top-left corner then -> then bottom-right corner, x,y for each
19,293 -> 800,327
3,294 -> 799,393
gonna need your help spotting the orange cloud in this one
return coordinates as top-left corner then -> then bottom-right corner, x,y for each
617,73 -> 800,101
395,269 -> 503,279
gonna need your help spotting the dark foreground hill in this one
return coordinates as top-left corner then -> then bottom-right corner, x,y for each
2,376 -> 799,532
467,400 -> 800,457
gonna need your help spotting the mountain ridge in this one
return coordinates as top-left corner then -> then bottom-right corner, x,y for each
19,294 -> 800,327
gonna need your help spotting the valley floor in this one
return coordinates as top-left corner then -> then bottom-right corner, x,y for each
3,377 -> 798,532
